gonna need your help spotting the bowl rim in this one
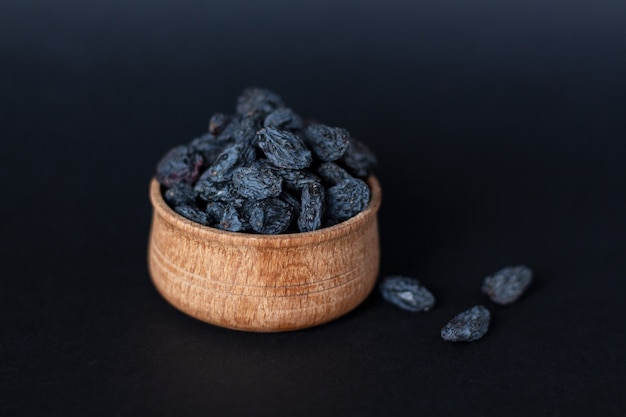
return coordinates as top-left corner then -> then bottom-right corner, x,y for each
150,175 -> 382,247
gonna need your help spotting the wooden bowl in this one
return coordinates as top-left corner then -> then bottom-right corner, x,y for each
147,176 -> 381,332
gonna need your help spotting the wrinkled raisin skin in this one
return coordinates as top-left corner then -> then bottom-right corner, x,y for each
297,182 -> 325,232
156,145 -> 204,187
174,205 -> 210,226
202,142 -> 256,182
264,108 -> 303,130
325,178 -> 371,222
249,198 -> 294,234
232,165 -> 283,201
441,306 -> 491,342
216,203 -> 249,232
209,113 -> 231,135
304,124 -> 350,162
482,265 -> 533,305
379,276 -> 435,313
342,138 -> 377,177
316,161 -> 351,185
164,183 -> 197,206
256,127 -> 312,170
236,88 -> 285,117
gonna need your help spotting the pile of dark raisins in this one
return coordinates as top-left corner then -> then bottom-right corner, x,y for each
155,88 -> 377,234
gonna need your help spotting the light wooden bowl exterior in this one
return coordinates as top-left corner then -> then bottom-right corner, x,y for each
148,176 -> 381,332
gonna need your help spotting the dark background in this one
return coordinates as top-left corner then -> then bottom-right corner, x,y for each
2,0 -> 625,415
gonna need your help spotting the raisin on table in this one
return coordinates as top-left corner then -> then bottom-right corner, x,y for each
441,305 -> 491,342
379,276 -> 435,313
482,265 -> 533,305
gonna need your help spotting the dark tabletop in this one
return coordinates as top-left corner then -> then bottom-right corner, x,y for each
2,1 -> 626,416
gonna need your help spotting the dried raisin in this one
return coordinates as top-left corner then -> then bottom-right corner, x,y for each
249,198 -> 294,234
256,127 -> 312,169
236,88 -> 285,117
264,108 -> 303,130
341,137 -> 377,177
325,178 -> 371,222
174,205 -> 210,226
316,161 -> 351,185
482,265 -> 533,305
203,142 -> 256,182
164,183 -> 197,206
232,165 -> 282,200
156,145 -> 203,187
304,124 -> 350,162
297,181 -> 325,232
441,306 -> 491,342
379,276 -> 435,313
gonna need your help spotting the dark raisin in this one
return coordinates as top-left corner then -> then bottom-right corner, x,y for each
274,168 -> 320,191
279,191 -> 301,216
249,198 -> 294,234
216,202 -> 249,232
236,88 -> 285,117
341,137 -> 377,177
297,182 -> 325,232
232,165 -> 282,200
164,183 -> 197,206
203,142 -> 256,182
256,127 -> 312,169
234,115 -> 263,145
215,117 -> 240,142
441,306 -> 491,342
194,180 -> 235,202
155,145 -> 204,187
379,276 -> 435,313
174,205 -> 210,226
482,265 -> 533,305
188,133 -> 230,166
316,161 -> 352,185
304,124 -> 350,162
263,108 -> 303,130
208,113 -> 231,135
325,178 -> 371,222
205,200 -> 226,224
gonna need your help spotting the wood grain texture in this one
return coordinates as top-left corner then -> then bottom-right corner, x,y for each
148,176 -> 382,332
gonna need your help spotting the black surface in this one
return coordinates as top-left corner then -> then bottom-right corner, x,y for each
2,1 -> 626,416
